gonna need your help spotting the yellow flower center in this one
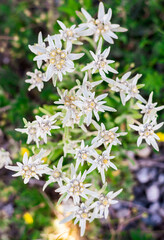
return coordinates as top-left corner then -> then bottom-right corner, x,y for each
82,153 -> 88,160
103,158 -> 108,164
102,198 -> 108,206
81,213 -> 88,219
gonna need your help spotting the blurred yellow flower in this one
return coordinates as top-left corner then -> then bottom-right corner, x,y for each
23,212 -> 33,224
21,147 -> 30,157
156,132 -> 164,142
42,157 -> 48,163
112,169 -> 120,177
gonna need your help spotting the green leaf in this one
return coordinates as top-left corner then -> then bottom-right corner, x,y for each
76,10 -> 86,22
23,118 -> 28,126
57,193 -> 67,206
39,107 -> 51,116
79,114 -> 86,126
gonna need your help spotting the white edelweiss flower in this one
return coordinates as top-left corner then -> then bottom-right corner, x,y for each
87,147 -> 117,184
43,157 -> 65,190
74,140 -> 96,170
16,120 -> 40,148
56,20 -> 83,46
137,92 -> 164,122
74,89 -> 116,126
6,150 -> 49,184
35,113 -> 60,144
82,38 -> 117,78
60,198 -> 95,237
108,72 -> 146,105
129,119 -> 164,151
54,88 -> 82,127
34,35 -> 84,82
124,73 -> 146,104
109,71 -> 132,105
80,72 -> 103,93
25,69 -> 47,92
90,189 -> 123,219
55,164 -> 98,204
0,149 -> 12,169
79,2 -> 127,43
92,122 -> 127,148
28,32 -> 46,68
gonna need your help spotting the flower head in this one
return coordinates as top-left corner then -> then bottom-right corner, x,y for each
137,92 -> 164,122
74,140 -> 96,170
74,88 -> 116,126
34,35 -> 84,82
82,38 -> 117,78
91,189 -> 122,219
60,199 -> 96,237
43,157 -> 65,190
6,150 -> 50,184
87,148 -> 117,184
36,113 -> 60,143
79,2 -> 127,43
129,119 -> 164,151
25,69 -> 47,92
56,164 -> 98,204
92,123 -> 127,148
109,72 -> 146,105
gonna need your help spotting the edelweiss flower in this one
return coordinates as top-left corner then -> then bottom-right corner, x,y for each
74,89 -> 116,126
54,88 -> 82,127
34,35 -> 84,82
16,113 -> 60,147
82,38 -> 117,78
92,123 -> 127,148
87,148 -> 117,184
36,113 -> 60,143
74,140 -> 95,170
56,164 -> 98,204
109,72 -> 146,105
16,120 -> 40,147
25,69 -> 47,92
81,72 -> 103,92
91,189 -> 122,219
28,32 -> 46,68
43,157 -> 65,190
125,74 -> 146,104
6,150 -> 49,184
129,119 -> 164,151
79,2 -> 127,43
50,21 -> 83,47
0,149 -> 12,169
60,199 -> 95,237
137,92 -> 164,122
110,71 -> 132,105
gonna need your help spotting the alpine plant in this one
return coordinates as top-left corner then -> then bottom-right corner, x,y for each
6,2 -> 163,237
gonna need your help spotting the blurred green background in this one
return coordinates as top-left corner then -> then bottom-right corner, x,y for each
0,0 -> 164,239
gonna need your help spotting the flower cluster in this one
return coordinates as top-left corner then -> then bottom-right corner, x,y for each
6,1 -> 164,237
16,113 -> 60,147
